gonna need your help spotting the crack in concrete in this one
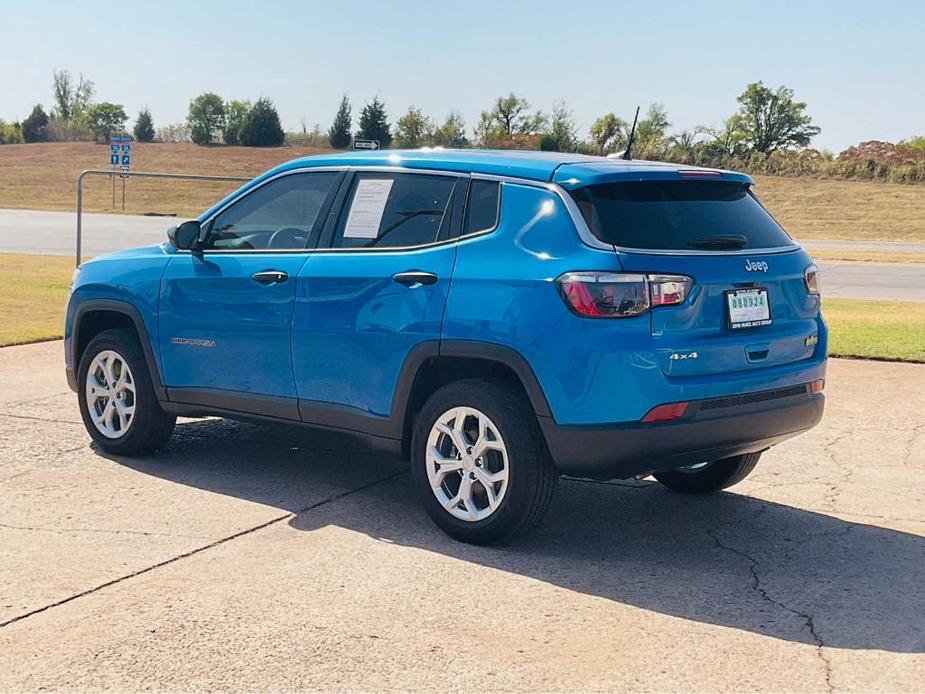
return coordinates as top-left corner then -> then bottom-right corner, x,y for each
561,476 -> 655,490
901,421 -> 925,469
0,391 -> 71,409
820,432 -> 854,514
0,412 -> 83,427
0,470 -> 406,630
0,522 -> 211,541
706,504 -> 839,693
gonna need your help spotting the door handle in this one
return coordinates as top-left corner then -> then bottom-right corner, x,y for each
251,270 -> 288,284
392,270 -> 438,287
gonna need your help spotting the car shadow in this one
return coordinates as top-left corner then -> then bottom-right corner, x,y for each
105,418 -> 924,654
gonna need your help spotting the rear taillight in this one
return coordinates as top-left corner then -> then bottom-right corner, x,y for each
804,264 -> 820,295
557,272 -> 693,318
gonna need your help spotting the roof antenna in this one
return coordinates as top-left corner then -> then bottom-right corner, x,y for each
621,106 -> 640,160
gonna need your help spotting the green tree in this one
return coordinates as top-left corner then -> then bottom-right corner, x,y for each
704,118 -> 748,157
22,104 -> 50,142
542,100 -> 578,152
473,111 -> 505,148
492,93 -> 545,136
223,99 -> 252,145
356,97 -> 391,148
588,113 -> 627,155
328,95 -> 352,148
51,69 -> 94,122
85,102 -> 127,142
393,105 -> 432,148
900,135 -> 925,154
239,98 -> 285,147
432,111 -> 468,148
187,92 -> 225,145
133,107 -> 155,142
634,104 -> 670,157
730,82 -> 820,157
0,120 -> 24,144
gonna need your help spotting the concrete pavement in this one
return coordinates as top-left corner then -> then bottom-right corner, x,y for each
0,207 -> 923,300
0,340 -> 923,691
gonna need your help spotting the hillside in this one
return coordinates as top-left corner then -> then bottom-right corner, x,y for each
0,142 -> 923,241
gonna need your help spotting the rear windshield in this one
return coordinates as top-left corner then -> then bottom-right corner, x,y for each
570,180 -> 794,250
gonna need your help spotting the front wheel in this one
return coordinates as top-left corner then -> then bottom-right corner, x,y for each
77,328 -> 176,456
411,379 -> 557,545
653,452 -> 762,494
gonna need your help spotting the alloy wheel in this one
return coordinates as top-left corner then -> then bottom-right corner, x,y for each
85,349 -> 136,439
425,406 -> 510,522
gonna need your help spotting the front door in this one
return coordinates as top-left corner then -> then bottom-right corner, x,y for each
292,171 -> 464,422
159,170 -> 341,409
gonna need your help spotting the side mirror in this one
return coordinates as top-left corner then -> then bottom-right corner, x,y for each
168,220 -> 203,252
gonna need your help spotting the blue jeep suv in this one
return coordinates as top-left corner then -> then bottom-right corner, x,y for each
65,150 -> 826,543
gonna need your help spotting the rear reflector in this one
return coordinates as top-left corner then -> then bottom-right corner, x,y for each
810,379 -> 825,394
641,402 -> 689,423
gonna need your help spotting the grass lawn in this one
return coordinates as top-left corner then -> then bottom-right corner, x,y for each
0,254 -> 74,346
0,142 -> 923,242
1,254 -> 922,363
0,142 -> 329,219
805,248 -> 925,264
824,298 -> 925,362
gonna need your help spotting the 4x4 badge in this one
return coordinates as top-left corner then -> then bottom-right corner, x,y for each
669,351 -> 699,360
745,259 -> 769,272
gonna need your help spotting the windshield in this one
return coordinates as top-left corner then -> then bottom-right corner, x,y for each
570,180 -> 795,251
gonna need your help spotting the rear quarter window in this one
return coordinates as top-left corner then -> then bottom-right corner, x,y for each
464,179 -> 500,234
570,180 -> 794,251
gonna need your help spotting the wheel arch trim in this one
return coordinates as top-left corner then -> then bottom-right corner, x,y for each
70,299 -> 166,400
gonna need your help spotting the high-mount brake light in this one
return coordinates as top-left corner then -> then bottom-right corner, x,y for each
678,170 -> 723,178
557,272 -> 693,318
804,264 -> 821,295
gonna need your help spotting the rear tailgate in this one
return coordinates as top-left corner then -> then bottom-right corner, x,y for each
564,175 -> 821,378
618,249 -> 819,377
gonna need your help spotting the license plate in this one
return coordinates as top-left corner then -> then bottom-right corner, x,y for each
726,288 -> 771,329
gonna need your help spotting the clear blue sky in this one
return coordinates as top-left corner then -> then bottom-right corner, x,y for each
1,0 -> 922,151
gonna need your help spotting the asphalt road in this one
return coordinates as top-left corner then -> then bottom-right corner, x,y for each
1,208 -> 923,301
0,341 -> 923,691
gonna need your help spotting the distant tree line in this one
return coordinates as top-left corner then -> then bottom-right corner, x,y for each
2,72 -> 923,183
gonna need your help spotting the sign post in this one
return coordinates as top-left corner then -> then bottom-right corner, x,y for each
109,135 -> 132,211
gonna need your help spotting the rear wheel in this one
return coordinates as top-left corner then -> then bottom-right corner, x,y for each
653,452 -> 762,494
411,379 -> 557,544
77,328 -> 175,455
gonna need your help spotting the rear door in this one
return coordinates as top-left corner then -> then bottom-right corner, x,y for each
292,170 -> 464,420
568,177 -> 820,377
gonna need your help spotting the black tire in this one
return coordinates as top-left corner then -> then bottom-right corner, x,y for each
653,452 -> 762,494
411,379 -> 557,545
77,328 -> 176,456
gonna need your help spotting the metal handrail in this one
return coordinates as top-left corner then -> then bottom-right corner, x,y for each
76,169 -> 251,266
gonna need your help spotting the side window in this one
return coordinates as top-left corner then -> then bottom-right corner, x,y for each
464,180 -> 500,234
333,173 -> 457,249
206,172 -> 338,250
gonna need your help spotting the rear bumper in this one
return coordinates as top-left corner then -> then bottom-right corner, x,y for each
539,385 -> 824,480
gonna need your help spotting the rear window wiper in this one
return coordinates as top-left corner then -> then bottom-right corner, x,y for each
687,234 -> 747,250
